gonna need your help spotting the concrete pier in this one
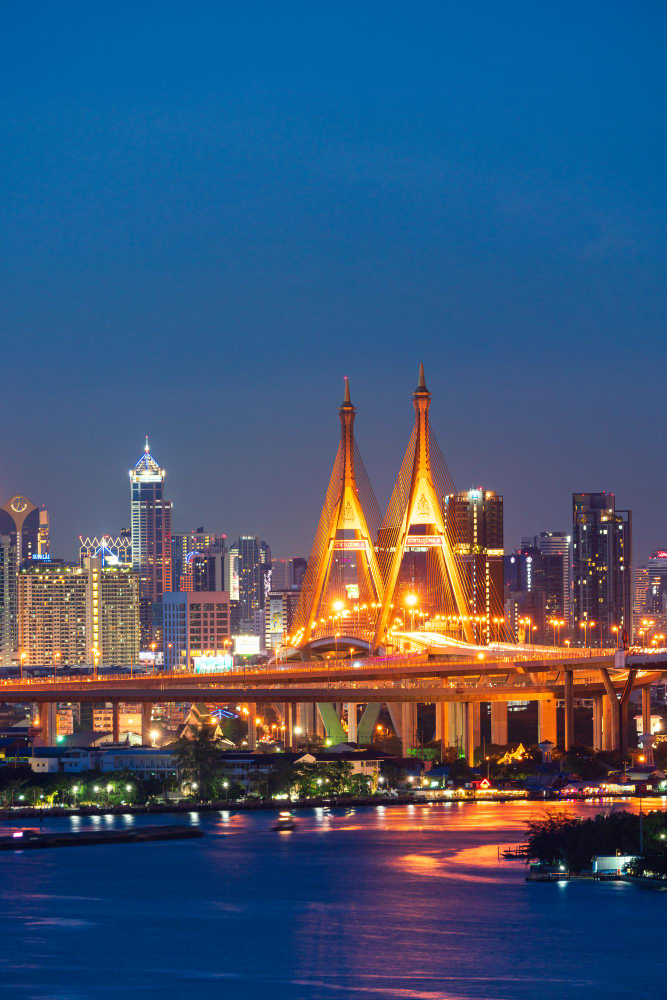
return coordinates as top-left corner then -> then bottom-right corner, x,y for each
490,702 -> 508,745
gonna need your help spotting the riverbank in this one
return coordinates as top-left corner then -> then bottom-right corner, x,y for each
0,793 -> 417,821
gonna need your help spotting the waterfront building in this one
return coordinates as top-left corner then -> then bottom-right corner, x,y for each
78,531 -> 132,567
130,440 -> 172,646
162,591 -> 231,670
572,492 -> 632,645
17,557 -> 139,666
443,488 -> 504,642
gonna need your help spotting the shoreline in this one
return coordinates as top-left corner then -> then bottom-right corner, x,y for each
0,794 -> 416,820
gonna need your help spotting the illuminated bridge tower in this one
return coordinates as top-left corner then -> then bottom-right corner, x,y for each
291,378 -> 383,652
372,365 -> 474,651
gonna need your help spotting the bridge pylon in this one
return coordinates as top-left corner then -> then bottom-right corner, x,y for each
291,378 -> 383,650
372,364 -> 474,651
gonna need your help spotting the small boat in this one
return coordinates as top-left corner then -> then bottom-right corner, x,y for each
272,810 -> 296,831
322,806 -> 332,816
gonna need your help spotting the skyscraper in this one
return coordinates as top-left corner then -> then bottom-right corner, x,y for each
572,492 -> 632,645
0,495 -> 49,565
444,488 -> 504,642
130,439 -> 172,646
0,535 -> 17,666
230,536 -> 271,633
0,495 -> 49,665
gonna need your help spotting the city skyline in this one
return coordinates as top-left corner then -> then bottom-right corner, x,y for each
0,384 -> 663,567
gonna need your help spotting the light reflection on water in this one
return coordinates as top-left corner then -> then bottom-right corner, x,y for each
0,799 -> 664,1000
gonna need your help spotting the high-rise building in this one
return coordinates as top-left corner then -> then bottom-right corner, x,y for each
0,535 -> 17,666
230,536 -> 271,633
79,531 -> 132,567
572,493 -> 632,645
645,551 -> 667,614
270,557 -> 307,591
171,529 -> 226,591
265,589 -> 302,650
162,591 -> 230,670
130,440 -> 172,646
0,495 -> 49,565
634,566 -> 649,616
444,488 -> 504,642
504,546 -> 567,643
17,557 -> 139,666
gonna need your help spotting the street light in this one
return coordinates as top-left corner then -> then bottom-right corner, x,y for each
405,594 -> 418,631
20,651 -> 26,681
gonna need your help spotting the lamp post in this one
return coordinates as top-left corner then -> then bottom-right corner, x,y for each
20,651 -> 26,681
53,651 -> 61,681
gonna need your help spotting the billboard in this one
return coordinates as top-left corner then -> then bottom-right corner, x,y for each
234,635 -> 260,655
193,654 -> 234,674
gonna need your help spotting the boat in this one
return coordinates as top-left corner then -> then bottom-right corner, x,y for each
272,810 -> 296,831
0,824 -> 203,851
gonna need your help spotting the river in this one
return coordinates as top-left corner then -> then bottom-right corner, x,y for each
0,798 -> 663,1000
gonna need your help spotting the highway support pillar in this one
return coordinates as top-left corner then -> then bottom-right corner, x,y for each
592,693 -> 603,751
38,702 -> 57,746
642,686 -> 652,741
247,702 -> 257,751
601,690 -> 615,751
464,702 -> 480,766
490,702 -> 508,746
141,703 -> 153,745
317,703 -> 347,745
347,703 -> 358,744
112,702 -> 120,743
538,700 -> 557,745
357,704 -> 381,745
563,670 -> 574,751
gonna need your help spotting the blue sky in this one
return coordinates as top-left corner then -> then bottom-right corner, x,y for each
1,2 -> 666,560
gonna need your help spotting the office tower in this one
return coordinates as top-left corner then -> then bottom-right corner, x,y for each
532,532 -> 572,625
270,557 -> 307,591
634,566 -> 649,616
17,557 -> 139,666
265,589 -> 302,650
191,551 -> 225,591
162,591 -> 230,670
171,529 -> 226,590
645,551 -> 667,614
504,546 -> 566,643
0,535 -> 17,665
79,532 -> 132,567
230,536 -> 271,633
572,493 -> 632,645
0,495 -> 49,565
443,488 -> 504,642
130,440 -> 172,646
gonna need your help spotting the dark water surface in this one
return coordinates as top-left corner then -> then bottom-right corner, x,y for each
0,799 -> 663,1000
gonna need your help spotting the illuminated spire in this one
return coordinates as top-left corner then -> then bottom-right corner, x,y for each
343,376 -> 351,406
145,435 -> 150,454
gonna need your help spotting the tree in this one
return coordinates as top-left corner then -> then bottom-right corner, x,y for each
172,723 -> 225,799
